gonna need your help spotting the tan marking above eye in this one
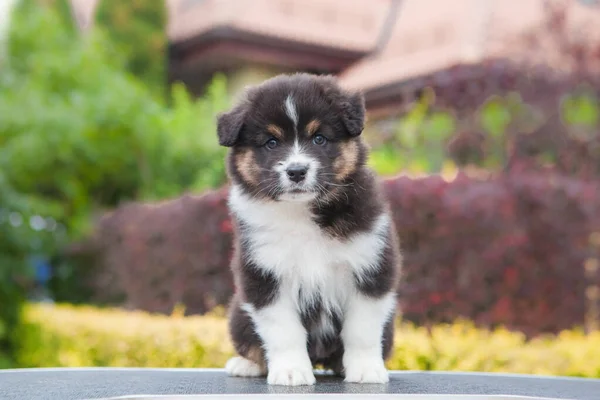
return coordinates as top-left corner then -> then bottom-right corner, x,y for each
266,124 -> 284,139
305,119 -> 321,136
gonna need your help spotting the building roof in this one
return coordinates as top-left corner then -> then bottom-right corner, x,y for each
70,0 -> 600,99
339,0 -> 600,93
166,0 -> 392,54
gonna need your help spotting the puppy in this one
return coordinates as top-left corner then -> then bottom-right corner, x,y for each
217,73 -> 401,386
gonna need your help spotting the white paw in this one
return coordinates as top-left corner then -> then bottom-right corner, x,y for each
225,356 -> 265,377
267,365 -> 316,386
343,354 -> 389,384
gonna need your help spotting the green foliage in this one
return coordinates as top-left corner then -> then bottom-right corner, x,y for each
52,0 -> 78,34
2,0 -> 229,222
477,93 -> 545,168
144,81 -> 229,200
480,96 -> 512,138
0,0 -> 230,359
15,303 -> 600,378
369,88 -> 457,176
95,0 -> 167,98
3,0 -> 227,233
368,86 -> 600,178
562,92 -> 599,127
368,145 -> 404,177
477,95 -> 514,168
0,124 -> 63,367
560,90 -> 599,144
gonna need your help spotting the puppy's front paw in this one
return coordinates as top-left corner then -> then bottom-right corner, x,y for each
225,356 -> 265,377
267,353 -> 316,386
267,365 -> 316,386
343,354 -> 389,384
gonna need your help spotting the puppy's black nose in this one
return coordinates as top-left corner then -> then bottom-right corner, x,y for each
286,164 -> 308,183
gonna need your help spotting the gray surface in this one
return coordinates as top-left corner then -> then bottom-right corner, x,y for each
0,368 -> 599,400
87,396 -> 578,400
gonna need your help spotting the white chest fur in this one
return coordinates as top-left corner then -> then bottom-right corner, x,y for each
228,185 -> 390,317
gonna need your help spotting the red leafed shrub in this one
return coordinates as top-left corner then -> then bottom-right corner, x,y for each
386,171 -> 600,337
67,171 -> 600,336
67,187 -> 234,315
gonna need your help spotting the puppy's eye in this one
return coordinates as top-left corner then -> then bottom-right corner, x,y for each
265,138 -> 278,149
312,134 -> 327,146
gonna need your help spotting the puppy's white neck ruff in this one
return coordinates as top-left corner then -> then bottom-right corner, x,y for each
228,184 -> 390,311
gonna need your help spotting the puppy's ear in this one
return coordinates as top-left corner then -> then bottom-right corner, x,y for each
216,105 -> 246,147
340,90 -> 366,137
315,75 -> 366,137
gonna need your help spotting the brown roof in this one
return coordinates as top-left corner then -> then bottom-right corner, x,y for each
339,0 -> 600,92
166,0 -> 392,53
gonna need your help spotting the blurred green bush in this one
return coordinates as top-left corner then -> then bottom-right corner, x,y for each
15,303 -> 600,378
0,0 -> 230,364
95,0 -> 167,98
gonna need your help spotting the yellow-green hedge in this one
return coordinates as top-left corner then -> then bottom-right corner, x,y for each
14,303 -> 600,378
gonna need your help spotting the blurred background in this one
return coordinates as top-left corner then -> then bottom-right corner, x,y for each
1,0 -> 600,376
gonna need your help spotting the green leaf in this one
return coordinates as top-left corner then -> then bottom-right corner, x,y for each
480,97 -> 511,138
562,93 -> 599,127
424,111 -> 456,142
395,90 -> 434,148
368,146 -> 404,176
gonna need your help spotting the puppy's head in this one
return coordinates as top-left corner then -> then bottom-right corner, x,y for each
217,73 -> 368,202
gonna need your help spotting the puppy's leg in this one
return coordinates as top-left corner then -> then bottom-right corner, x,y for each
231,256 -> 315,386
226,295 -> 267,377
323,318 -> 393,378
340,291 -> 396,383
341,222 -> 400,384
248,292 -> 316,386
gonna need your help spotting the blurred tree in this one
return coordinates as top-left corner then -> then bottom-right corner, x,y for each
0,0 -> 229,333
94,0 -> 167,99
51,0 -> 78,33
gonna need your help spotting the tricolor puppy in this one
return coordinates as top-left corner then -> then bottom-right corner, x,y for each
217,73 -> 401,386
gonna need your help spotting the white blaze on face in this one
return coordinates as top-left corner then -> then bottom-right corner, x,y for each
274,94 -> 320,202
284,95 -> 299,129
